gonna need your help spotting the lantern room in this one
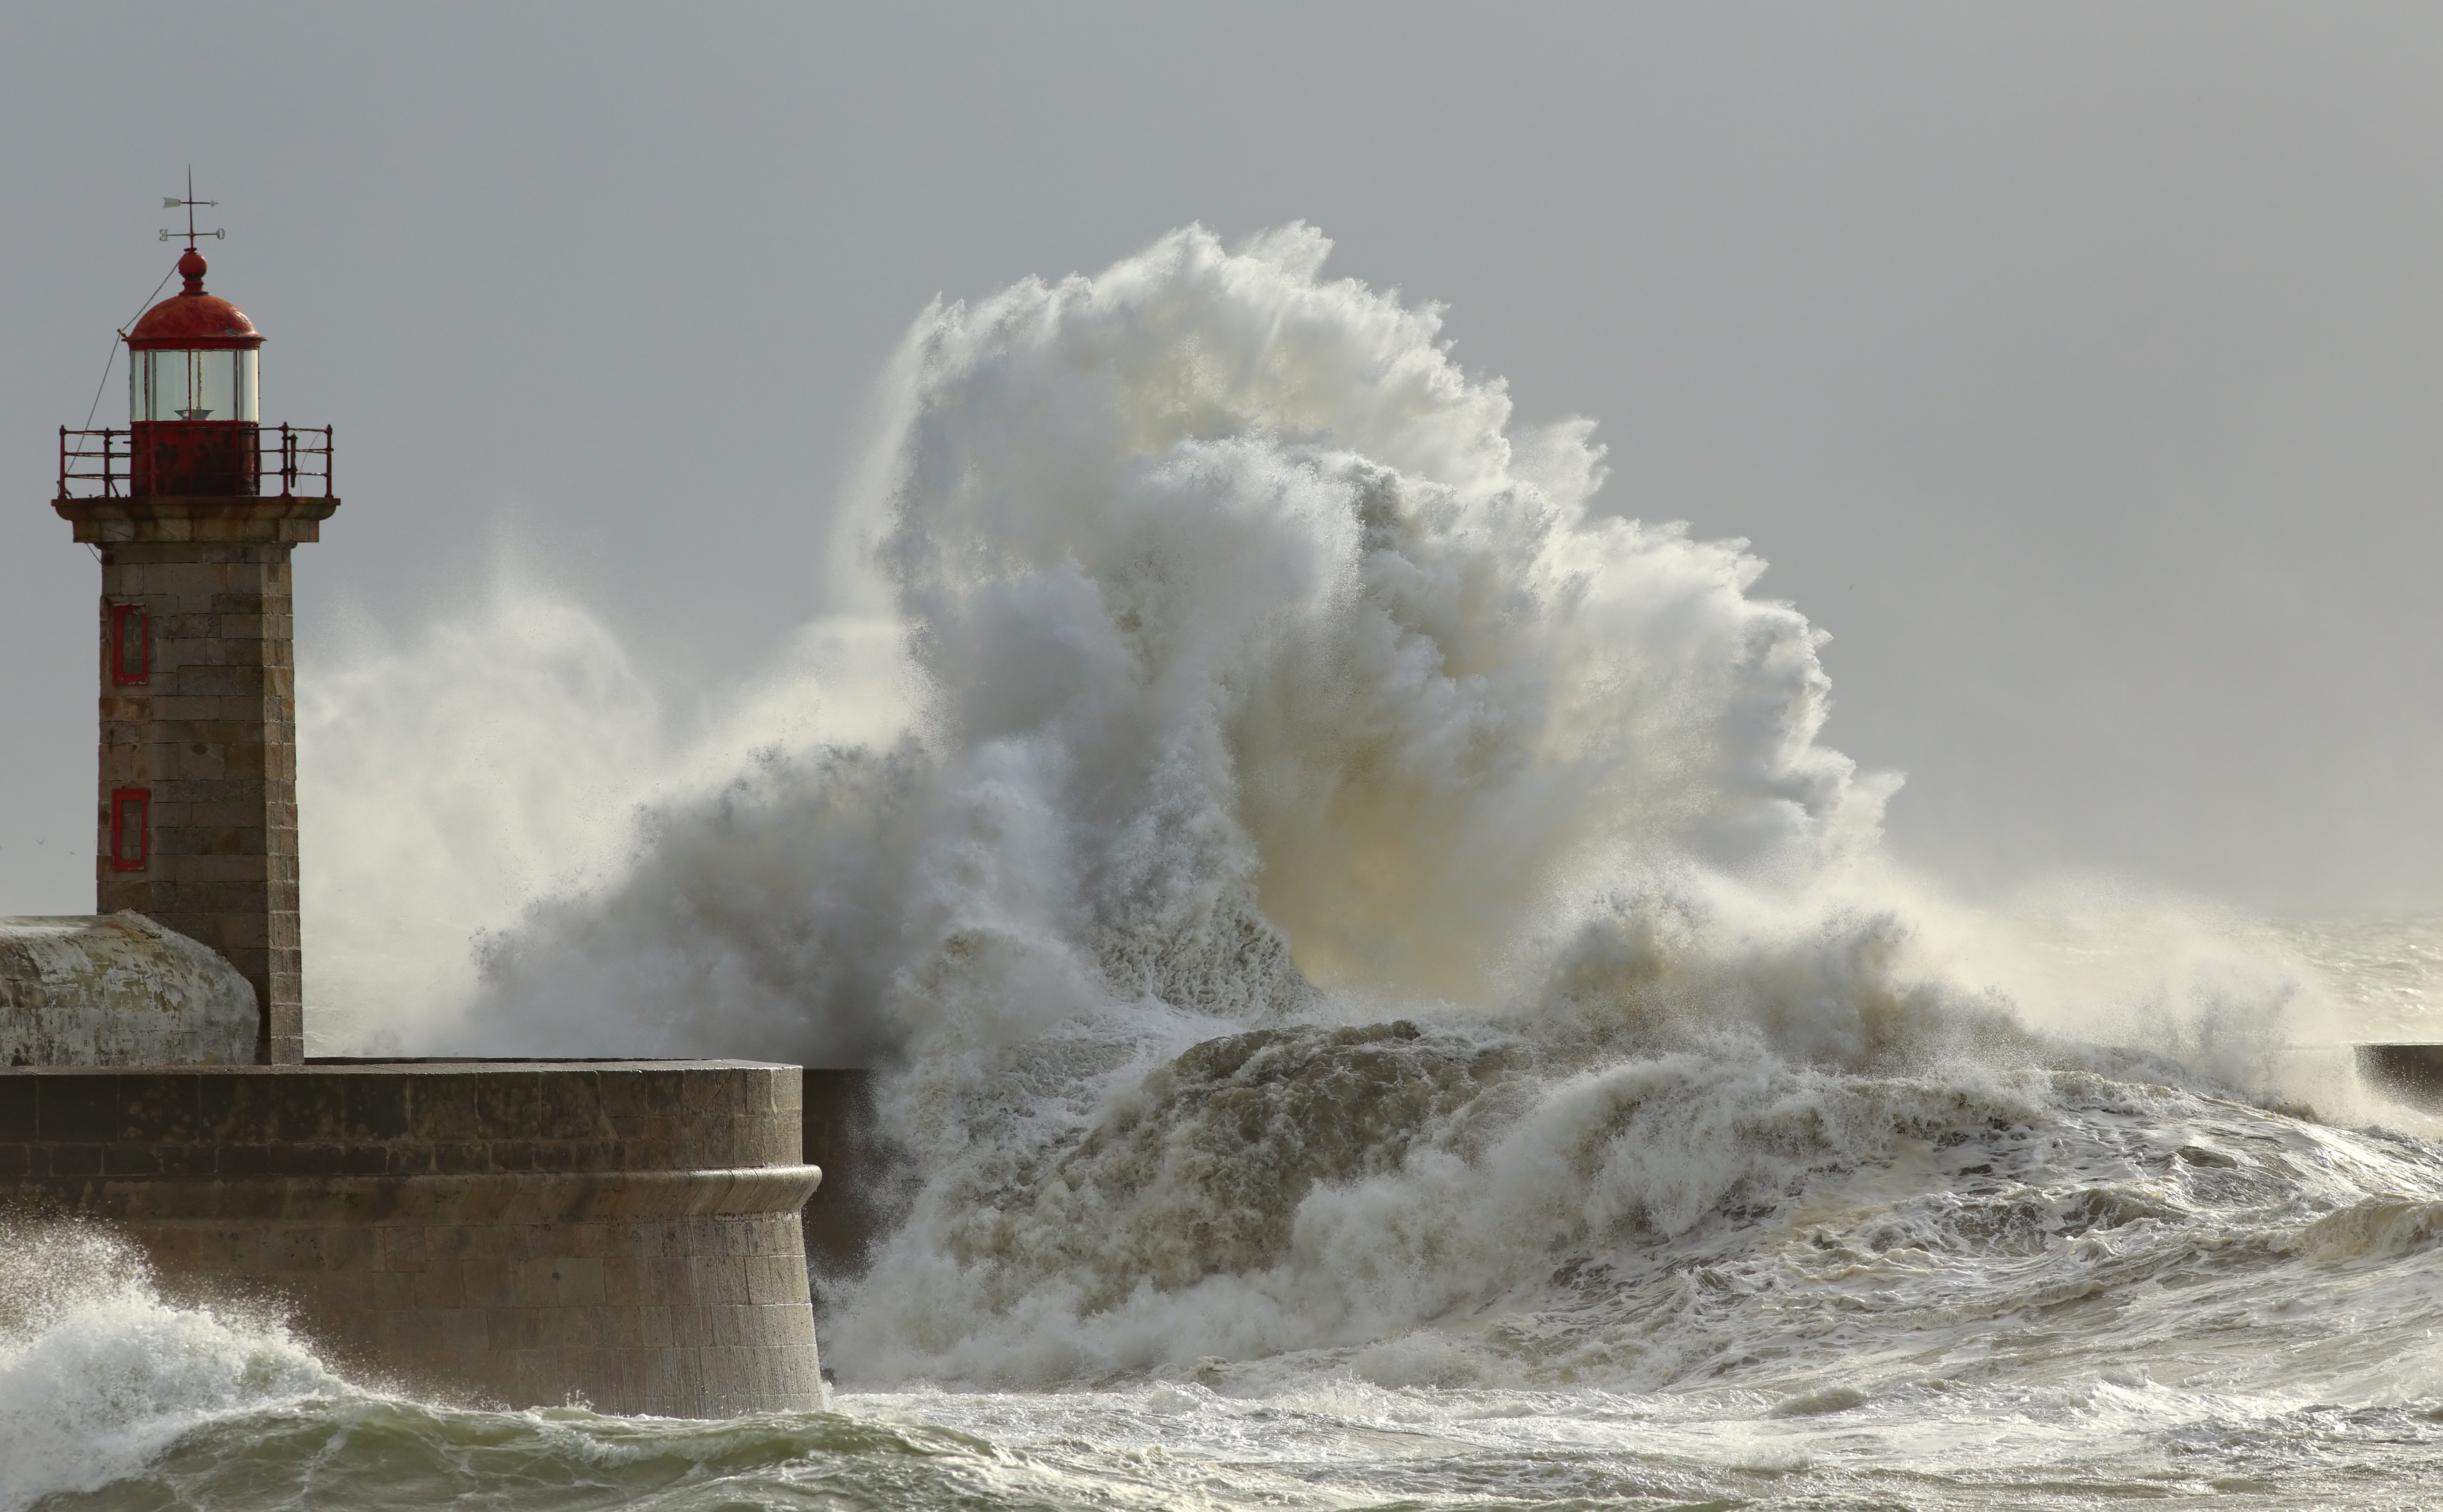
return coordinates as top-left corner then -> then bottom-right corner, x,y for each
123,247 -> 265,495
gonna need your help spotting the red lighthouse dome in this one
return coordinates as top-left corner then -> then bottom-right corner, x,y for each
127,249 -> 262,351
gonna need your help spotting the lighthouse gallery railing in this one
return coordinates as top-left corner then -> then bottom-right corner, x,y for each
57,424 -> 334,501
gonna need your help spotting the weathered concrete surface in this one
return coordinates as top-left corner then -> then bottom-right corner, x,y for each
0,1059 -> 823,1416
0,912 -> 255,1065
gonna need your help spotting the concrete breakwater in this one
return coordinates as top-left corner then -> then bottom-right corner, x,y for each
799,1068 -> 888,1295
2357,1043 -> 2443,1111
0,1059 -> 823,1416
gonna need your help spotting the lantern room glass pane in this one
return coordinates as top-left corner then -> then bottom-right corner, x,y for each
131,351 -> 171,421
131,349 -> 257,421
189,352 -> 231,420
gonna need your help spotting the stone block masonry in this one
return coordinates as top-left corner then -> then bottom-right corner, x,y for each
57,495 -> 341,1065
0,1059 -> 824,1416
95,541 -> 299,1044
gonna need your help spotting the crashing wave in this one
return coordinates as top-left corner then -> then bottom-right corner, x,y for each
297,225 -> 2369,1390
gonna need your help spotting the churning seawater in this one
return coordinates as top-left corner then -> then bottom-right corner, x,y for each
16,227 -> 2443,1509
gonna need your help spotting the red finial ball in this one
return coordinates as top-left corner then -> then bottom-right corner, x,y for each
178,247 -> 207,295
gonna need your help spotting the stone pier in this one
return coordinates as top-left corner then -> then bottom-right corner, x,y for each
0,1059 -> 823,1416
2358,1044 -> 2443,1112
799,1068 -> 887,1293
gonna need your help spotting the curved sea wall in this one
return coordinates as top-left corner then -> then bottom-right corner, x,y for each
0,1059 -> 822,1415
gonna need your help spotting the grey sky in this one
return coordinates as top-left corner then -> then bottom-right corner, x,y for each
4,3 -> 2440,916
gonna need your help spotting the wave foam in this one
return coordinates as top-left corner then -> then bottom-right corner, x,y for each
0,1222 -> 345,1510
290,224 -> 2372,1392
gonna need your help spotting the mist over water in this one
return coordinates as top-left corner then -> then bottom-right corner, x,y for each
83,223 -> 2434,1505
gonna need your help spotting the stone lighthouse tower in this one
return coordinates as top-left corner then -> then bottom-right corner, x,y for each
52,205 -> 338,1064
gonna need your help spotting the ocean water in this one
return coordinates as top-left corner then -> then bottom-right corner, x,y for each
18,227 -> 2443,1509
18,948 -> 2443,1512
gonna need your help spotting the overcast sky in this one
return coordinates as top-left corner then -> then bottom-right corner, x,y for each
4,3 -> 2440,918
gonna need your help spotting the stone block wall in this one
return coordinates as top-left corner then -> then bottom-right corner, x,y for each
95,541 -> 300,1061
0,1060 -> 824,1416
58,495 -> 340,1066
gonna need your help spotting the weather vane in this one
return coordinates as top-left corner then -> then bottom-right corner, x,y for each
159,167 -> 223,248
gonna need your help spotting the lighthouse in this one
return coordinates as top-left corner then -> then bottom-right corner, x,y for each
53,202 -> 338,1064
1,192 -> 834,1416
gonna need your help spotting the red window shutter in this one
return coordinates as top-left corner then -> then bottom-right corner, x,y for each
110,788 -> 149,871
110,605 -> 151,686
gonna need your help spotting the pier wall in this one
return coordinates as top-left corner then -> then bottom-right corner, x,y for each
0,1060 -> 823,1416
800,1068 -> 887,1295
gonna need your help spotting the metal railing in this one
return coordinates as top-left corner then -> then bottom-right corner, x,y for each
57,427 -> 128,498
265,424 -> 334,498
55,424 -> 336,500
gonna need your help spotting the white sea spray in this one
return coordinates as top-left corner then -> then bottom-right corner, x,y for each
276,226 -> 2443,1434
0,1222 -> 342,1510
